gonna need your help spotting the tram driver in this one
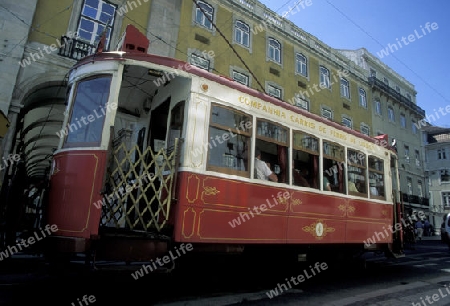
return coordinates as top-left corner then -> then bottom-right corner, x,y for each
255,148 -> 278,182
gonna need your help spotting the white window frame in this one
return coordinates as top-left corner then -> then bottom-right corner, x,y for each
294,94 -> 309,111
232,70 -> 249,86
404,145 -> 410,162
388,106 -> 395,122
234,20 -> 250,48
407,177 -> 413,195
267,83 -> 282,99
443,191 -> 450,208
78,0 -> 117,49
190,53 -> 210,71
415,149 -> 420,167
359,88 -> 367,108
400,113 -> 406,128
375,99 -> 382,115
360,124 -> 370,136
441,169 -> 450,183
320,66 -> 330,89
412,121 -> 418,134
295,53 -> 307,77
268,38 -> 281,64
342,116 -> 353,129
194,0 -> 214,30
321,107 -> 333,120
340,78 -> 350,99
418,181 -> 423,197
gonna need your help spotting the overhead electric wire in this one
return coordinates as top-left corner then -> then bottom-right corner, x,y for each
192,0 -> 265,93
0,3 -> 73,60
324,0 -> 449,104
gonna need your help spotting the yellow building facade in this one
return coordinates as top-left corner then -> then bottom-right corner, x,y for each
1,0 -> 424,201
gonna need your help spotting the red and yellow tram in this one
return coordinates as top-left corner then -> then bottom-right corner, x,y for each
45,27 -> 404,267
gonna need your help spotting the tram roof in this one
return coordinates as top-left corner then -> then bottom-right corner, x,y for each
74,51 -> 395,154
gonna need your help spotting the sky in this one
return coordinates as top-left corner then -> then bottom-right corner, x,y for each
258,0 -> 450,128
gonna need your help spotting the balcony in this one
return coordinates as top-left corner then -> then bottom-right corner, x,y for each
368,77 -> 425,117
402,193 -> 429,206
58,36 -> 96,61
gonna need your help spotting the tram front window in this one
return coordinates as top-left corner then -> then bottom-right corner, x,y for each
64,75 -> 112,148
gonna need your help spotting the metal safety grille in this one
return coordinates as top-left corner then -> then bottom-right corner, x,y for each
99,138 -> 181,232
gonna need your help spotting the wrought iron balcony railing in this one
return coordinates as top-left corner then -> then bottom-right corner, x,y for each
368,77 -> 425,117
58,36 -> 96,61
402,193 -> 429,206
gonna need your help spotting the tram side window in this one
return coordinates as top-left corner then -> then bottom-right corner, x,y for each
64,75 -> 112,148
347,149 -> 367,197
255,119 -> 288,183
368,156 -> 385,199
207,104 -> 252,177
292,131 -> 319,189
323,141 -> 345,193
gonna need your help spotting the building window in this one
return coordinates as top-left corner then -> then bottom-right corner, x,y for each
296,53 -> 308,77
404,145 -> 410,162
195,1 -> 214,29
383,77 -> 389,86
234,20 -> 249,47
342,116 -> 352,129
370,69 -> 376,77
406,93 -> 412,101
321,107 -> 332,120
415,149 -> 420,167
443,192 -> 450,208
400,113 -> 406,128
340,78 -> 350,98
320,66 -> 330,89
232,70 -> 249,86
190,53 -> 210,70
412,121 -> 418,134
267,84 -> 282,99
441,170 -> 450,183
388,106 -> 395,122
438,149 -> 447,159
359,88 -> 367,108
407,177 -> 412,195
360,124 -> 370,136
375,99 -> 382,115
268,38 -> 281,63
418,180 -> 423,197
78,0 -> 116,49
294,94 -> 309,111
395,85 -> 401,93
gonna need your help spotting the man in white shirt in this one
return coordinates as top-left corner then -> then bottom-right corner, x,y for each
254,148 -> 278,182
